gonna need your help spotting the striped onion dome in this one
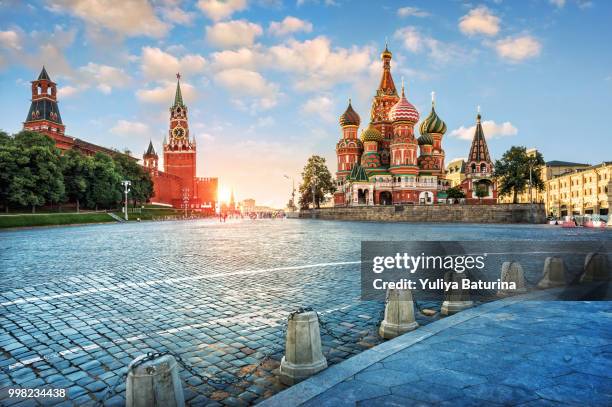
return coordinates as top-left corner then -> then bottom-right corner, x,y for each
419,105 -> 447,135
388,86 -> 419,123
339,99 -> 361,127
417,133 -> 433,145
360,123 -> 383,143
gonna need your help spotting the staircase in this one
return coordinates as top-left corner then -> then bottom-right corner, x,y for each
107,212 -> 125,223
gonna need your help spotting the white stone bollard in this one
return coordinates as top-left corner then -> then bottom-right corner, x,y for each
441,270 -> 473,316
126,354 -> 185,407
580,252 -> 611,282
279,310 -> 327,385
537,257 -> 567,288
379,288 -> 418,339
497,261 -> 528,297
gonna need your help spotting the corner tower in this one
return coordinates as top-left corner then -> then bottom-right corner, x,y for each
163,73 -> 196,190
23,67 -> 67,146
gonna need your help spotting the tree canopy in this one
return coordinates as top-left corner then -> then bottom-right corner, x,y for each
0,130 -> 153,212
494,146 -> 545,203
298,155 -> 335,209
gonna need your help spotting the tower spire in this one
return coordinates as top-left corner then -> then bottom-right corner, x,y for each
174,72 -> 184,107
377,43 -> 396,96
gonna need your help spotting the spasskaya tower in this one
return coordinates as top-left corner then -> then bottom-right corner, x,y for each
163,73 -> 196,191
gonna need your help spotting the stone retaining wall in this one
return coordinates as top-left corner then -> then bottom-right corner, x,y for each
299,204 -> 546,224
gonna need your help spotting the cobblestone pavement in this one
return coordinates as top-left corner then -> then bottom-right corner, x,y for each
265,298 -> 612,407
0,220 -> 609,406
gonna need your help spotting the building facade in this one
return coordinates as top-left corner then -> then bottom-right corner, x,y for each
542,162 -> 611,217
143,75 -> 217,213
445,158 -> 466,187
334,46 -> 450,206
23,67 -> 124,157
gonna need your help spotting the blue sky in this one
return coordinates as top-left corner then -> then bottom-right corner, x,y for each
0,0 -> 610,207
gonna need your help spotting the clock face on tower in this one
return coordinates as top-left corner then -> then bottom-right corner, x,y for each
172,126 -> 186,139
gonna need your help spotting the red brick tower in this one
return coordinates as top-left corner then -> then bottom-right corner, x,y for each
23,67 -> 71,149
163,74 -> 196,193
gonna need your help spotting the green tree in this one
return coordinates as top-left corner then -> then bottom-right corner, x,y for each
298,155 -> 335,209
62,149 -> 92,212
113,153 -> 154,208
13,131 -> 64,213
474,185 -> 488,203
0,135 -> 24,212
446,186 -> 466,200
494,146 -> 545,203
86,153 -> 122,210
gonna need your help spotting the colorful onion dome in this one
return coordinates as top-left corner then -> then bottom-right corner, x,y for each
388,85 -> 419,123
417,133 -> 433,145
360,123 -> 383,143
419,105 -> 447,135
339,99 -> 360,127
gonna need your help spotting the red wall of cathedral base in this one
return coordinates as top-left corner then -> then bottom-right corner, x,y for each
149,170 -> 217,214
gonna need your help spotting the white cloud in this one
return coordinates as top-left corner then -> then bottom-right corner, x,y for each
78,63 -> 130,94
268,16 -> 313,36
159,5 -> 196,25
0,30 -> 22,50
57,85 -> 81,98
450,120 -> 518,140
140,46 -> 206,80
137,80 -> 197,104
397,7 -> 429,18
210,47 -> 262,70
394,26 -> 462,64
459,6 -> 500,37
495,35 -> 542,62
301,95 -> 335,122
206,20 -> 263,48
215,68 -> 277,96
267,36 -> 373,91
110,120 -> 151,137
197,0 -> 247,21
45,0 -> 169,38
549,0 -> 566,7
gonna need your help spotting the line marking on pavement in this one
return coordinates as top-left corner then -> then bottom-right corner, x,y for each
0,261 -> 361,306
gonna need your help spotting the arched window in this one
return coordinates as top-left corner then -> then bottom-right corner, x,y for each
471,163 -> 476,173
480,163 -> 486,172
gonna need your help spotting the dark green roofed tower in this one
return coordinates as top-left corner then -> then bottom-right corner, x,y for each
23,66 -> 66,137
145,140 -> 156,156
38,66 -> 50,80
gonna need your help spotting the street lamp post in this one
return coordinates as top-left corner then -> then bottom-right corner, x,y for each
283,175 -> 295,210
121,180 -> 131,221
311,175 -> 318,210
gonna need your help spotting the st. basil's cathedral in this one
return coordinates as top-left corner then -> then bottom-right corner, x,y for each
334,45 -> 497,206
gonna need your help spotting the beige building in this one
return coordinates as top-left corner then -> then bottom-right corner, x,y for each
545,162 -> 611,217
496,150 -> 611,218
445,158 -> 466,187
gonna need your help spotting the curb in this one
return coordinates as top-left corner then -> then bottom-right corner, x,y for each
259,286 -> 586,407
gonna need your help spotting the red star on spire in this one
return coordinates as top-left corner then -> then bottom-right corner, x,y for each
176,72 -> 181,80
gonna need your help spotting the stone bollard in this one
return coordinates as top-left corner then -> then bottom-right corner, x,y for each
497,261 -> 528,297
537,257 -> 567,288
126,353 -> 185,407
379,288 -> 418,339
279,310 -> 327,385
580,252 -> 611,282
441,270 -> 473,316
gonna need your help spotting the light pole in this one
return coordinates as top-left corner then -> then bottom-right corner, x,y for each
283,174 -> 295,210
121,180 -> 131,221
311,175 -> 318,210
182,187 -> 190,217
